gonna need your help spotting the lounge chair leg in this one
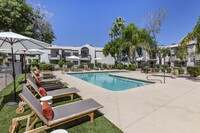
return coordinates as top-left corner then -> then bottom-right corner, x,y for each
69,94 -> 73,100
88,112 -> 94,123
16,101 -> 26,114
9,111 -> 35,133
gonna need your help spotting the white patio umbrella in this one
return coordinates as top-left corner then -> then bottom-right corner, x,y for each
67,55 -> 80,60
15,49 -> 44,82
0,31 -> 50,104
95,57 -> 102,70
95,57 -> 102,60
66,55 -> 80,67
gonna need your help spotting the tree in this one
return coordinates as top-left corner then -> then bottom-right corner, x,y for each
31,4 -> 55,43
157,47 -> 170,65
0,0 -> 55,43
109,17 -> 125,39
175,45 -> 188,67
145,8 -> 167,58
180,17 -> 200,53
0,0 -> 33,36
103,38 -> 123,64
121,23 -> 151,63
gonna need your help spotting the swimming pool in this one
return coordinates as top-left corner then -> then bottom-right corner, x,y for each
69,72 -> 152,91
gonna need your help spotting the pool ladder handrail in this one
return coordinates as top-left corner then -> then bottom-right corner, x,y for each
146,75 -> 162,83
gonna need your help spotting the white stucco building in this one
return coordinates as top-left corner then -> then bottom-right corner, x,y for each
137,40 -> 200,67
40,44 -> 115,66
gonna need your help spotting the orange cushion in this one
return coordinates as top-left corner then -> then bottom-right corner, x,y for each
36,76 -> 41,82
39,87 -> 47,96
42,102 -> 53,120
36,76 -> 42,87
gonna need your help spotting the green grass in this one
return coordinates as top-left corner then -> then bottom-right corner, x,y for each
0,74 -> 123,133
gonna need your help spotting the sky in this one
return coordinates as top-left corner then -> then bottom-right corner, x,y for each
26,0 -> 200,47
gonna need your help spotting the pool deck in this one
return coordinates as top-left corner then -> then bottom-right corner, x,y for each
54,70 -> 200,133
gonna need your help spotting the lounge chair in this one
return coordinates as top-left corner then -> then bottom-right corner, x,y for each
31,71 -> 61,84
28,75 -> 67,90
9,86 -> 103,133
16,79 -> 79,114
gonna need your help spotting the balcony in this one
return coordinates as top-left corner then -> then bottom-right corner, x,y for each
27,55 -> 40,60
79,55 -> 91,61
65,55 -> 91,61
48,54 -> 61,60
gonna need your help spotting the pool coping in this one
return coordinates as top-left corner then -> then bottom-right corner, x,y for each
109,73 -> 155,84
67,70 -> 128,74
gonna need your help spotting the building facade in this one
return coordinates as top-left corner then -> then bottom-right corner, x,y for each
138,41 -> 200,67
41,44 -> 115,66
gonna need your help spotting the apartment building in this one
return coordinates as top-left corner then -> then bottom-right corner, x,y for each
40,44 -> 115,66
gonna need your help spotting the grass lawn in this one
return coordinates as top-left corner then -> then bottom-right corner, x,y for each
0,74 -> 123,133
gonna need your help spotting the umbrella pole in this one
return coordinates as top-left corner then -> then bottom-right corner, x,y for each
24,52 -> 26,82
11,44 -> 17,101
6,43 -> 18,105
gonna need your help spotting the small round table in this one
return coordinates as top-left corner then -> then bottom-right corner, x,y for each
40,96 -> 53,105
51,129 -> 68,133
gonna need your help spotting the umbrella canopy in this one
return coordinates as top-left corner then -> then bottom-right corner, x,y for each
15,49 -> 44,55
0,49 -> 17,53
95,57 -> 102,60
67,55 -> 80,60
0,32 -> 50,50
0,31 -> 51,103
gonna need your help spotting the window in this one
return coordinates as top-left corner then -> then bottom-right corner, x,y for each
73,52 -> 78,56
73,61 -> 78,65
66,52 -> 71,56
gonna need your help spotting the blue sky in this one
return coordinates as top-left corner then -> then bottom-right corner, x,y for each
27,0 -> 200,47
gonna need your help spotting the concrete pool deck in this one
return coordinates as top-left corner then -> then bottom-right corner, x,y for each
54,70 -> 200,133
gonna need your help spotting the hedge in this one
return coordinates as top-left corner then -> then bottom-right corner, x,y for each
39,64 -> 52,70
116,64 -> 123,69
128,64 -> 136,71
187,66 -> 200,77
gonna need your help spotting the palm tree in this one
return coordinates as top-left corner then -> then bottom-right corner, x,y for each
161,47 -> 170,63
175,45 -> 188,67
180,17 -> 200,53
121,23 -> 151,63
109,17 -> 125,39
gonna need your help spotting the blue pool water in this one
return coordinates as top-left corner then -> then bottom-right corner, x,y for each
69,72 -> 152,91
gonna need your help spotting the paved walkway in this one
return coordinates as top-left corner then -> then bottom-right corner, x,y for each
54,70 -> 200,133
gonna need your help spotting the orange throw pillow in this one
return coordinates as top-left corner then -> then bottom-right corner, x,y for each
39,87 -> 47,96
42,102 -> 53,120
36,76 -> 41,82
36,76 -> 42,87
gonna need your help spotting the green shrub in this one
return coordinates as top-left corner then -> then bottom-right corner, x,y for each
174,67 -> 184,74
155,64 -> 160,68
116,64 -> 123,69
65,62 -> 74,68
30,60 -> 38,67
78,63 -> 84,69
102,63 -> 107,69
179,68 -> 184,74
96,62 -> 101,67
58,60 -> 65,68
128,64 -> 136,71
88,63 -> 94,69
155,68 -> 160,72
39,64 -> 52,70
167,67 -> 172,73
161,68 -> 166,73
187,66 -> 200,77
162,64 -> 168,69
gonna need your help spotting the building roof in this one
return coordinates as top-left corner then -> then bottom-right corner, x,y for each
169,40 -> 196,48
47,45 -> 103,51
